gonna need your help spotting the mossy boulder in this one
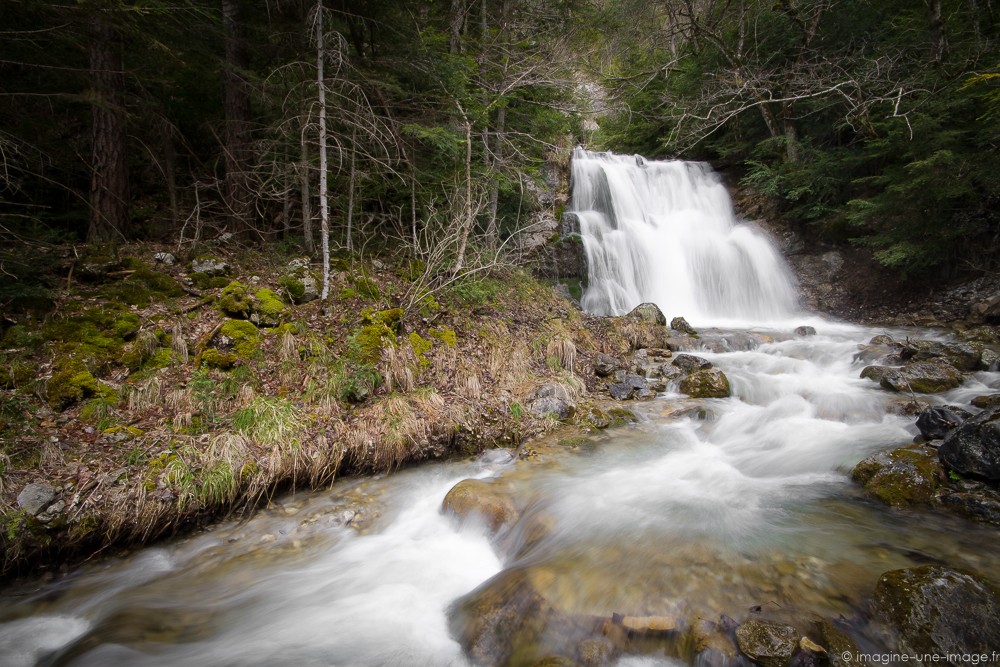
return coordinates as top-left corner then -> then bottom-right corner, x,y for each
279,259 -> 319,304
429,325 -> 457,347
852,446 -> 941,506
98,267 -> 184,306
189,272 -> 230,290
250,289 -> 287,327
199,348 -> 238,370
352,322 -> 396,363
218,281 -> 252,318
874,565 -> 1000,661
409,332 -> 432,367
219,319 -> 260,358
626,302 -> 667,326
0,362 -> 34,389
47,360 -> 99,409
679,368 -> 731,398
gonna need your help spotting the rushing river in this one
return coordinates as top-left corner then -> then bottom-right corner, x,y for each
2,151 -> 997,665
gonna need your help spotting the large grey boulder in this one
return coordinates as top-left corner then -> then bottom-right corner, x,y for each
939,406 -> 1000,481
527,383 -> 576,420
17,482 -> 58,516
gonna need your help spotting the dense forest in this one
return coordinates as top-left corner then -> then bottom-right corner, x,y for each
1,0 -> 998,311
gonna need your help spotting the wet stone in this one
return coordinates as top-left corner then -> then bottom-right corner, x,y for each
794,326 -> 816,336
672,354 -> 712,373
915,405 -> 972,441
735,618 -> 798,667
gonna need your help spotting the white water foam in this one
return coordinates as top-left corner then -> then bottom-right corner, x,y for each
571,148 -> 800,325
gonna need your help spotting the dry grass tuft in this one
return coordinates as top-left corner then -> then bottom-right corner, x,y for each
546,338 -> 576,373
279,329 -> 297,362
171,323 -> 189,363
128,376 -> 162,413
383,341 -> 417,393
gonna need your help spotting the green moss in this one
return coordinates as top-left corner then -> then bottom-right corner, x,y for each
352,323 -> 396,363
852,447 -> 940,507
1,325 -> 43,350
103,425 -> 144,440
0,362 -> 34,389
200,348 -> 239,370
409,332 -> 432,367
429,326 -> 457,347
218,281 -> 251,318
418,294 -> 441,318
253,289 -> 287,327
112,312 -> 141,339
351,276 -> 380,300
362,307 -> 403,333
190,272 -> 230,290
397,259 -> 425,281
47,360 -> 99,409
219,319 -> 260,359
339,287 -> 358,300
278,274 -> 306,302
606,408 -> 639,426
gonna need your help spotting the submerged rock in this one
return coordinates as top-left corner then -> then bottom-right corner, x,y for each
851,447 -> 940,506
873,565 -> 1000,661
937,484 -> 1000,526
735,618 -> 798,667
938,406 -> 1000,481
915,405 -> 973,441
794,326 -> 816,337
627,302 -> 667,326
971,393 -> 1000,410
679,369 -> 732,399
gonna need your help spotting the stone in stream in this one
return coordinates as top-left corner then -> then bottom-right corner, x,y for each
915,405 -> 973,441
608,375 -> 651,401
873,565 -> 1000,662
863,360 -> 963,394
671,354 -> 712,374
813,619 -> 857,667
793,325 -> 816,336
441,479 -> 518,534
851,446 -> 941,507
735,618 -> 799,667
679,368 -> 732,399
937,482 -> 1000,526
971,393 -> 1000,410
938,406 -> 1000,481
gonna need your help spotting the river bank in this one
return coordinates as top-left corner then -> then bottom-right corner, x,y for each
0,243 -> 652,579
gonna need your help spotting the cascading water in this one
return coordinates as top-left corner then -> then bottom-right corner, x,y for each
1,153 -> 997,667
571,148 -> 800,323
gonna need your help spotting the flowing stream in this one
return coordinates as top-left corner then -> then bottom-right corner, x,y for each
2,152 -> 998,666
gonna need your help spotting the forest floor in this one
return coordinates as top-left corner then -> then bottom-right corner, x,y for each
0,241 -> 641,580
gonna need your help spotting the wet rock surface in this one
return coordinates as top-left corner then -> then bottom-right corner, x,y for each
679,368 -> 732,399
735,618 -> 798,667
852,447 -> 940,506
938,407 -> 1000,482
916,406 -> 973,441
442,479 -> 519,534
873,566 -> 1000,661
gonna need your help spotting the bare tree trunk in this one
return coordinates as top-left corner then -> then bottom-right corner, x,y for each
346,127 -> 356,252
485,104 -> 504,246
299,122 -> 314,254
223,0 -> 253,237
450,0 -> 464,53
928,0 -> 946,63
453,114 -> 474,274
88,14 -> 129,244
316,1 -> 331,299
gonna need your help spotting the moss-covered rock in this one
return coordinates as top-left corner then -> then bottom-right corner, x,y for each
0,362 -> 34,389
189,272 -> 230,290
219,319 -> 260,358
199,348 -> 238,370
852,446 -> 941,506
679,368 -> 731,398
873,361 -> 964,394
351,276 -> 381,300
98,267 -> 184,306
1,325 -> 43,350
409,332 -> 432,367
735,618 -> 798,667
47,360 -> 99,409
251,289 -> 287,327
218,281 -> 252,318
363,307 -> 403,333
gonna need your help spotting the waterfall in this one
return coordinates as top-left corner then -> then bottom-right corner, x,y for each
570,148 -> 800,324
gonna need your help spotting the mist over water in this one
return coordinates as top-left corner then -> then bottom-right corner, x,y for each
571,148 -> 800,326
